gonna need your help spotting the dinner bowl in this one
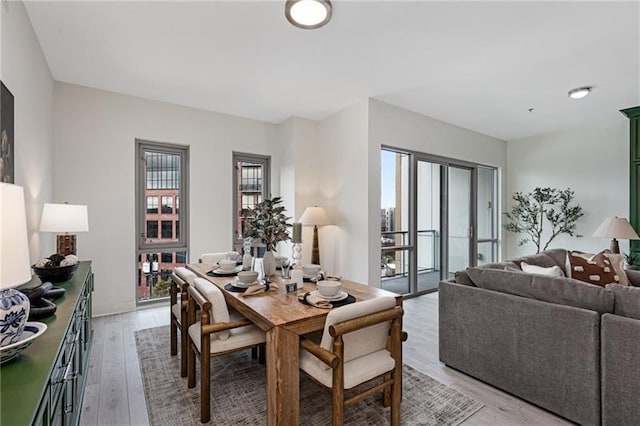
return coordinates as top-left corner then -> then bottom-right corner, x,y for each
218,259 -> 237,272
237,271 -> 258,284
317,280 -> 341,297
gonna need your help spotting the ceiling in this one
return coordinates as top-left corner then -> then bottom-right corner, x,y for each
24,1 -> 640,141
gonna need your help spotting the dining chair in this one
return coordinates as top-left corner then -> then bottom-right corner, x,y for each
299,297 -> 405,426
170,266 -> 197,377
199,252 -> 228,265
187,277 -> 266,423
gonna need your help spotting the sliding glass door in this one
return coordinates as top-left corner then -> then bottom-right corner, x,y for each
381,147 -> 497,296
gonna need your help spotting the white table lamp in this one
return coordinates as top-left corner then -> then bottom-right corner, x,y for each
592,216 -> 640,254
299,206 -> 331,265
40,203 -> 89,256
0,183 -> 32,347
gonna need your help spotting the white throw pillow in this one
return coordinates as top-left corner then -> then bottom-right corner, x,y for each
605,253 -> 629,286
521,262 -> 564,277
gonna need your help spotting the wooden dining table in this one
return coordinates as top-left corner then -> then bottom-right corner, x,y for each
187,262 -> 402,425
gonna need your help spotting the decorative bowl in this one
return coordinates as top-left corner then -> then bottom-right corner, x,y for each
32,263 -> 78,283
237,271 -> 259,284
0,322 -> 47,364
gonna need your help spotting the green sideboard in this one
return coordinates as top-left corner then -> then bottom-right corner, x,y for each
622,106 -> 640,254
0,262 -> 93,426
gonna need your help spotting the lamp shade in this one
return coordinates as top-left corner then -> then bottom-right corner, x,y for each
299,206 -> 332,226
0,183 -> 31,289
40,203 -> 89,233
592,217 -> 640,239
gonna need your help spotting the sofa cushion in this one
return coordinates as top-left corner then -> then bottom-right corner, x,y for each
454,261 -> 519,286
521,262 -> 564,277
511,251 -> 565,272
466,267 -> 615,313
606,284 -> 640,320
567,251 -> 619,287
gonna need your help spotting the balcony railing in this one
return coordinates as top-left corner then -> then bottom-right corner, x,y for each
380,229 -> 438,279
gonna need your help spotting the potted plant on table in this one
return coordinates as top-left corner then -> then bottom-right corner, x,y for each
243,196 -> 292,277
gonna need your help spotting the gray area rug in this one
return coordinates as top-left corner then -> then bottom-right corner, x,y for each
136,326 -> 483,425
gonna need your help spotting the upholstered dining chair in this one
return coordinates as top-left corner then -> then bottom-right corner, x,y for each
170,267 -> 197,377
187,277 -> 266,423
198,252 -> 228,265
299,297 -> 405,426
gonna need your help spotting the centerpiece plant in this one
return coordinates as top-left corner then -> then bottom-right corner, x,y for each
243,196 -> 291,275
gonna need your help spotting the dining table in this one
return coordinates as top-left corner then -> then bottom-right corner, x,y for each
187,262 -> 402,425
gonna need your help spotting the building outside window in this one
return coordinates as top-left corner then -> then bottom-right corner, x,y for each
232,152 -> 270,248
147,196 -> 158,214
161,220 -> 173,239
161,196 -> 173,214
146,221 -> 158,239
136,140 -> 189,303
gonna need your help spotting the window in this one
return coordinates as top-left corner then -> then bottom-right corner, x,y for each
136,140 -> 189,303
161,196 -> 173,214
232,152 -> 270,247
146,221 -> 158,239
147,196 -> 158,214
161,221 -> 173,239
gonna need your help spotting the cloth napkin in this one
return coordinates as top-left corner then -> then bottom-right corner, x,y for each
242,283 -> 279,297
298,292 -> 333,309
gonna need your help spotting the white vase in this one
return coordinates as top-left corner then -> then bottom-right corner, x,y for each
262,251 -> 277,278
0,289 -> 30,347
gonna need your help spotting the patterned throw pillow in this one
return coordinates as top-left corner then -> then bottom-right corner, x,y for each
567,251 -> 620,287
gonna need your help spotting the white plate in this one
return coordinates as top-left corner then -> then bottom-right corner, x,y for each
210,266 -> 242,276
232,278 -> 259,288
0,322 -> 47,364
310,290 -> 348,301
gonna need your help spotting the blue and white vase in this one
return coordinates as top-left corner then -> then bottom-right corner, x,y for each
0,289 -> 30,347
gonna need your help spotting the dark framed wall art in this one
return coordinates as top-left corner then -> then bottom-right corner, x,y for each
1,81 -> 15,183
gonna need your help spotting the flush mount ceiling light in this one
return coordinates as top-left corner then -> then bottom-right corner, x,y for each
285,0 -> 332,29
568,86 -> 593,99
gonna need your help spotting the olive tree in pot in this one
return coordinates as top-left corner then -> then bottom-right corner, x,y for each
244,196 -> 292,277
504,187 -> 584,254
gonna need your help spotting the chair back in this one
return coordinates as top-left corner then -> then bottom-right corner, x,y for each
174,266 -> 197,285
199,252 -> 228,265
192,278 -> 232,340
320,297 -> 396,363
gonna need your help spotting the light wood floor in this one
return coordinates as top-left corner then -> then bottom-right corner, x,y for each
80,292 -> 572,426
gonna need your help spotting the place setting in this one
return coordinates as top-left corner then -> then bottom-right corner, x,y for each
207,258 -> 242,277
298,277 -> 355,309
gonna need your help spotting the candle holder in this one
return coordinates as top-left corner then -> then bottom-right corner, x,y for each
292,242 -> 302,266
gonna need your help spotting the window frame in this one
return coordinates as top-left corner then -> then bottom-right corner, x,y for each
136,139 -> 189,253
232,152 -> 270,248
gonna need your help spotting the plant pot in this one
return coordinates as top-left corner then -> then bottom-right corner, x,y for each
263,251 -> 277,277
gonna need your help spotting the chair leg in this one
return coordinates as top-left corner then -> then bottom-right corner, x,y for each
251,347 -> 258,359
187,342 -> 196,389
200,350 -> 211,423
180,319 -> 188,377
332,386 -> 344,426
170,319 -> 177,356
383,372 -> 391,407
390,377 -> 401,426
258,343 -> 266,364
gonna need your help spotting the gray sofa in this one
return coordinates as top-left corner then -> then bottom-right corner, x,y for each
439,248 -> 640,426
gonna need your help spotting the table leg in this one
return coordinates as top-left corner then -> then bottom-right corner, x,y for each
266,326 -> 299,426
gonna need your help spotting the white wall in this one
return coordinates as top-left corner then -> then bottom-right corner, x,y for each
54,83 -> 280,316
1,1 -> 54,262
368,99 -> 508,284
314,100 -> 371,283
506,118 -> 629,258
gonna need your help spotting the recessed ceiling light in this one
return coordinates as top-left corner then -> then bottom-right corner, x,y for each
568,86 -> 593,99
285,0 -> 332,29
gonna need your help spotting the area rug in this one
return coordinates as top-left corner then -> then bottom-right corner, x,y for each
135,326 -> 483,425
